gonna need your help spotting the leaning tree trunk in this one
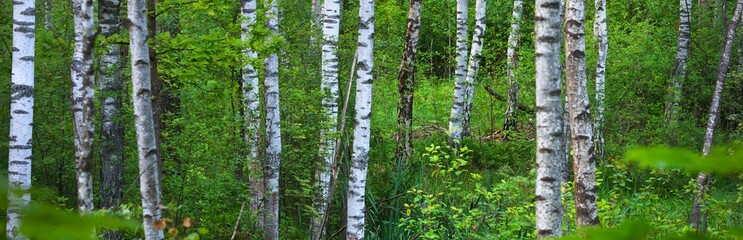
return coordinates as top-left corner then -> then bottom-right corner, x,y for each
311,0 -> 341,239
566,0 -> 599,227
690,0 -> 743,232
240,0 -> 265,230
535,0 -> 565,238
448,0 -> 469,145
71,0 -> 96,215
7,0 -> 36,238
666,0 -> 692,126
460,0 -> 487,137
263,1 -> 282,239
395,0 -> 422,164
503,0 -> 524,131
594,0 -> 607,159
99,0 -> 125,238
128,0 -> 165,238
347,0 -> 375,239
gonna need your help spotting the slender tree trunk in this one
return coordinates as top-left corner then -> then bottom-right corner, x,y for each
99,0 -> 125,238
128,0 -> 165,238
566,0 -> 599,227
448,0 -> 469,145
504,0 -> 524,131
347,0 -> 375,239
460,0 -> 487,137
535,0 -> 565,238
690,0 -> 743,231
395,0 -> 422,163
593,0 -> 607,159
44,0 -> 54,31
666,0 -> 692,125
263,1 -> 282,239
240,0 -> 265,231
311,0 -> 341,239
146,0 -> 165,189
71,0 -> 96,215
7,0 -> 36,238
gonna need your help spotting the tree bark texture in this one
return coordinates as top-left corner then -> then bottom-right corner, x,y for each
395,0 -> 422,164
535,0 -> 565,237
504,0 -> 524,131
240,0 -> 265,230
8,0 -> 35,238
128,0 -> 165,238
593,0 -> 607,159
448,0 -> 469,145
71,0 -> 96,215
690,0 -> 743,231
347,0 -> 375,239
666,0 -> 692,125
459,0 -> 487,138
311,0 -> 341,239
263,1 -> 282,239
566,0 -> 599,227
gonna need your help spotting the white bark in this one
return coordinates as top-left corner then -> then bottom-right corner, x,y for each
448,0 -> 469,144
71,0 -> 96,214
460,0 -> 487,138
666,0 -> 692,124
566,0 -> 599,227
263,1 -> 282,239
535,0 -> 565,237
690,0 -> 743,231
7,1 -> 35,239
311,0 -> 341,239
504,0 -> 524,130
593,0 -> 607,159
347,0 -> 374,239
128,0 -> 164,238
240,0 -> 264,229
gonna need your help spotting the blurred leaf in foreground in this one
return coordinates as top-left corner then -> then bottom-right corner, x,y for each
625,144 -> 743,174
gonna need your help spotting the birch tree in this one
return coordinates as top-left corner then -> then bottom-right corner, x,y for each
666,0 -> 692,125
347,0 -> 375,238
240,0 -> 265,229
690,0 -> 743,231
566,0 -> 599,227
503,0 -> 524,131
99,0 -> 125,237
7,0 -> 36,238
128,0 -> 165,237
448,0 -> 469,144
460,0 -> 487,137
311,0 -> 341,239
593,0 -> 607,159
263,0 -> 282,239
535,0 -> 565,237
71,0 -> 96,214
395,0 -> 422,163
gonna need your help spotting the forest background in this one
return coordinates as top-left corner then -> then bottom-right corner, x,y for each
1,0 -> 743,239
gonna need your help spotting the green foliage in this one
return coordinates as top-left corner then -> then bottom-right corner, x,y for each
626,145 -> 743,174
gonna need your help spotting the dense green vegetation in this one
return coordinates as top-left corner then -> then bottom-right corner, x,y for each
1,0 -> 743,239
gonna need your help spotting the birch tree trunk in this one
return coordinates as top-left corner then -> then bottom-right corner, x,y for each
240,0 -> 265,230
566,0 -> 599,227
99,0 -> 125,238
311,0 -> 341,239
593,0 -> 607,159
347,0 -> 375,238
666,0 -> 692,125
448,0 -> 469,144
44,0 -> 54,31
503,0 -> 524,131
395,0 -> 422,163
71,0 -> 96,215
460,0 -> 487,137
535,0 -> 565,237
690,0 -> 743,231
128,0 -> 165,238
7,0 -> 36,238
263,1 -> 282,239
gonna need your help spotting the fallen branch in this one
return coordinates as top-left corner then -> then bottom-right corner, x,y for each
483,86 -> 534,114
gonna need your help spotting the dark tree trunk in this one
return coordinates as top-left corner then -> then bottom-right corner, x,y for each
396,0 -> 422,164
